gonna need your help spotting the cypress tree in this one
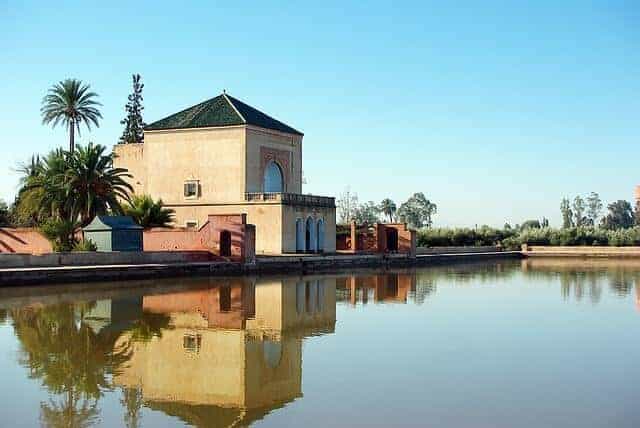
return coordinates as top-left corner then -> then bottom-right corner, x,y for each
119,74 -> 145,144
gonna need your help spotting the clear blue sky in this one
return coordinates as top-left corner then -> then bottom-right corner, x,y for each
1,0 -> 639,227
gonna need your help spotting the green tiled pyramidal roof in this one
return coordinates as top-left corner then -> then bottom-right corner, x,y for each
145,93 -> 303,135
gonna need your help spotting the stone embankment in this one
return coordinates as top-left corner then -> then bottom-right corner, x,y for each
0,250 -> 520,286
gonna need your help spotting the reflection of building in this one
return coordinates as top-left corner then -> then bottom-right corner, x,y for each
114,93 -> 336,254
82,297 -> 143,333
113,278 -> 336,427
336,274 -> 416,305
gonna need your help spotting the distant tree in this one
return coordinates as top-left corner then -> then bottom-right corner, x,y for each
560,198 -> 574,229
520,220 -> 541,230
124,195 -> 174,228
586,192 -> 603,226
0,199 -> 9,226
353,201 -> 381,224
504,223 -> 512,230
41,79 -> 102,152
572,195 -> 586,227
541,217 -> 549,228
379,198 -> 397,223
635,200 -> 640,226
397,192 -> 437,229
119,74 -> 146,144
336,187 -> 359,224
601,200 -> 634,230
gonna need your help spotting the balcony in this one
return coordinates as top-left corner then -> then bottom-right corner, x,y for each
245,192 -> 335,208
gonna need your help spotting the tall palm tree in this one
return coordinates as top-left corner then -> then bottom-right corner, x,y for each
41,79 -> 102,152
380,198 -> 397,223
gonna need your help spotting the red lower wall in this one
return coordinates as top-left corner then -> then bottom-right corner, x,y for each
336,222 -> 416,255
143,214 -> 255,262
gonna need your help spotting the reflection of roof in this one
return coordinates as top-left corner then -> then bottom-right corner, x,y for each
146,398 -> 294,428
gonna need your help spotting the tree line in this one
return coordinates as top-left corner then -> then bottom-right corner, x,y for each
559,192 -> 638,230
336,188 -> 437,229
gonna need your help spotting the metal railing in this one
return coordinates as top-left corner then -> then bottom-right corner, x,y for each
245,192 -> 335,208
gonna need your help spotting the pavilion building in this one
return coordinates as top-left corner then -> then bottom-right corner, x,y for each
114,92 -> 336,255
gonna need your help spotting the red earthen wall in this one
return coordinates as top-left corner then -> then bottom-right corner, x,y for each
0,228 -> 52,254
143,214 -> 255,262
336,222 -> 416,255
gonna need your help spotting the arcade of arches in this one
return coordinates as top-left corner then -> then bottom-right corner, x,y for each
296,217 -> 326,253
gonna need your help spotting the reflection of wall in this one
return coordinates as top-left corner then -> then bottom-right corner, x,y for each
247,278 -> 337,334
336,274 -> 416,305
114,278 -> 336,414
115,329 -> 301,408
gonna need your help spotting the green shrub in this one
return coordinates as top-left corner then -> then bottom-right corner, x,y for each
417,226 -> 640,249
39,218 -> 77,252
72,239 -> 97,252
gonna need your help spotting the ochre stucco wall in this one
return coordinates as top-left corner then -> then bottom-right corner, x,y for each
245,127 -> 302,194
115,126 -> 247,204
282,205 -> 336,253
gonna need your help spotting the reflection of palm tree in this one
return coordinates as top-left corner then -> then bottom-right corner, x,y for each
121,387 -> 144,428
11,302 -> 134,427
40,394 -> 99,428
127,311 -> 172,343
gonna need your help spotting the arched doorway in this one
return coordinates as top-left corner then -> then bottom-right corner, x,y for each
305,217 -> 316,252
263,161 -> 284,193
386,228 -> 398,252
317,219 -> 325,253
296,218 -> 305,253
220,230 -> 232,257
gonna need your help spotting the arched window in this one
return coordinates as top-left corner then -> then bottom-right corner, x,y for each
264,161 -> 284,193
317,219 -> 325,252
263,339 -> 282,368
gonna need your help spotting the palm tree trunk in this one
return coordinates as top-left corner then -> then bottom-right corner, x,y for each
69,122 -> 75,152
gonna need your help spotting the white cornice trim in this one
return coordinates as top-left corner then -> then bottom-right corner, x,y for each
223,93 -> 247,123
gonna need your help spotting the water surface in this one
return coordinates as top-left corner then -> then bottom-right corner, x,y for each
1,259 -> 639,427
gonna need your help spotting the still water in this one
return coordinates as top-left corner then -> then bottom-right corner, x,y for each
1,259 -> 639,427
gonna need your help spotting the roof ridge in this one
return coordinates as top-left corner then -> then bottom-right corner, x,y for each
223,92 -> 246,124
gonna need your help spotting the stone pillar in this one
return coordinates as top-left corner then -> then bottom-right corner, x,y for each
350,221 -> 358,252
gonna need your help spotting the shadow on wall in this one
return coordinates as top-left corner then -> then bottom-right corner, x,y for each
0,228 -> 53,254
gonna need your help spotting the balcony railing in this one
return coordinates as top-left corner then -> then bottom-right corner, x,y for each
245,192 -> 335,208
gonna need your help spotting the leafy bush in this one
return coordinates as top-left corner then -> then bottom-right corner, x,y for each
39,218 -> 77,252
417,227 -> 517,247
124,194 -> 174,228
72,239 -> 97,252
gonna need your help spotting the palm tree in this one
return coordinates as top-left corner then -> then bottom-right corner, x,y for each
15,145 -> 133,248
66,143 -> 133,225
124,194 -> 174,228
41,79 -> 102,152
380,198 -> 397,223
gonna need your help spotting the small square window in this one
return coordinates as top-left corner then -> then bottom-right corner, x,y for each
183,333 -> 202,353
184,181 -> 199,199
185,220 -> 198,230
